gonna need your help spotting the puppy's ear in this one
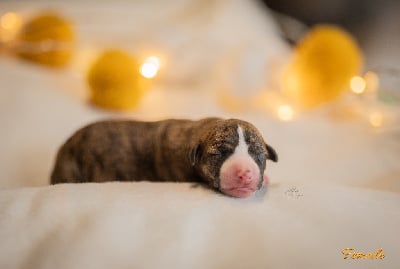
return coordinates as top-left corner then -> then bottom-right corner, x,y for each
189,143 -> 203,166
265,144 -> 278,162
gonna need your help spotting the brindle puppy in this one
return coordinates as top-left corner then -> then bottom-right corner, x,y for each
51,118 -> 278,198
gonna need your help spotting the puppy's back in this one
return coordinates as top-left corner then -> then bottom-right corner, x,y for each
50,120 -> 155,184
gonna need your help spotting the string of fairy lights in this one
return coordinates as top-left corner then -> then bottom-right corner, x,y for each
1,10 -> 399,129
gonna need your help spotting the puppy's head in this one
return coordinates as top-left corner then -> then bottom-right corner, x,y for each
190,119 -> 277,198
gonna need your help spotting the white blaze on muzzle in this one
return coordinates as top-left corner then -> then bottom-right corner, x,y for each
219,126 -> 261,198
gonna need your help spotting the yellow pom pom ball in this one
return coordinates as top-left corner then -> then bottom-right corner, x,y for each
16,12 -> 75,67
282,25 -> 363,108
87,49 -> 146,110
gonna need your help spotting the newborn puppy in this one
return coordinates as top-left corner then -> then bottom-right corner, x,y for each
51,118 -> 278,198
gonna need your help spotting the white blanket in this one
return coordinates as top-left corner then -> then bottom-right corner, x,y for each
1,1 -> 400,268
1,182 -> 399,269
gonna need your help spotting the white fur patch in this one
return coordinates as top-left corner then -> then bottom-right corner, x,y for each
236,126 -> 248,155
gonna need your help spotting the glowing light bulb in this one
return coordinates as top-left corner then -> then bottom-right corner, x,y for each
1,12 -> 22,29
140,56 -> 160,78
369,111 -> 383,128
350,76 -> 367,94
277,104 -> 294,121
0,12 -> 23,43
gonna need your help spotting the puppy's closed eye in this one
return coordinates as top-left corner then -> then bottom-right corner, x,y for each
208,151 -> 222,157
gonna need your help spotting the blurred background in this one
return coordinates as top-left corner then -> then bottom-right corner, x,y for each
0,0 -> 399,189
262,0 -> 400,69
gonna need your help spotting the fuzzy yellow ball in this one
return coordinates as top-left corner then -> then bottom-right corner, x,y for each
16,12 -> 75,67
87,49 -> 146,110
282,25 -> 363,108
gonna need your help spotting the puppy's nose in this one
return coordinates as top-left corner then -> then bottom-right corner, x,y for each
237,169 -> 252,184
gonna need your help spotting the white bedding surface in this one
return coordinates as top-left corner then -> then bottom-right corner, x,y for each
1,182 -> 399,269
1,1 -> 400,268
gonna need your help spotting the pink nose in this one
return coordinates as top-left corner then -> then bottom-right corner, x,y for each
237,169 -> 252,184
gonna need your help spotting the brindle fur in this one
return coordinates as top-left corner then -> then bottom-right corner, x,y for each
51,118 -> 277,190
